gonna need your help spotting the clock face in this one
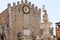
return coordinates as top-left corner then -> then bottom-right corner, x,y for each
22,5 -> 30,14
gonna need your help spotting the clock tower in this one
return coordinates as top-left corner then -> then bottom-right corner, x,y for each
8,0 -> 41,40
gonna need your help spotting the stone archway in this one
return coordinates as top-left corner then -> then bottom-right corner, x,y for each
0,33 -> 6,40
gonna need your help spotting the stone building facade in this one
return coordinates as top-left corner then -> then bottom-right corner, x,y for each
0,0 -> 57,40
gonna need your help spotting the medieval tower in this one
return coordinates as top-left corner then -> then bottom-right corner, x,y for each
0,0 -> 54,40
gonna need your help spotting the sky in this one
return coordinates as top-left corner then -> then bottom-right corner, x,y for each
0,0 -> 60,35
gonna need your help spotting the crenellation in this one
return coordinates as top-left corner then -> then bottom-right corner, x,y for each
13,2 -> 16,7
38,8 -> 41,16
32,4 -> 34,9
8,3 -> 11,8
39,8 -> 41,13
17,1 -> 20,5
13,2 -> 16,12
29,2 -> 31,6
21,0 -> 23,4
25,0 -> 27,3
35,6 -> 38,11
39,8 -> 41,23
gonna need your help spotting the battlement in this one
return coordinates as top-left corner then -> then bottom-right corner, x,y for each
7,0 -> 40,13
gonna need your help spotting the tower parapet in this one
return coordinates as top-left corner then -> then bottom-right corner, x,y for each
42,5 -> 48,22
41,5 -> 53,40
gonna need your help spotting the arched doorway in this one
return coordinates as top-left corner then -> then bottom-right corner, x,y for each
0,33 -> 6,40
58,37 -> 60,40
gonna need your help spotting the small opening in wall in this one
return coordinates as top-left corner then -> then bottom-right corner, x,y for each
1,36 -> 4,40
7,24 -> 9,28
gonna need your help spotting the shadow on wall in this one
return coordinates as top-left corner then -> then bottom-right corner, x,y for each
57,37 -> 60,40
